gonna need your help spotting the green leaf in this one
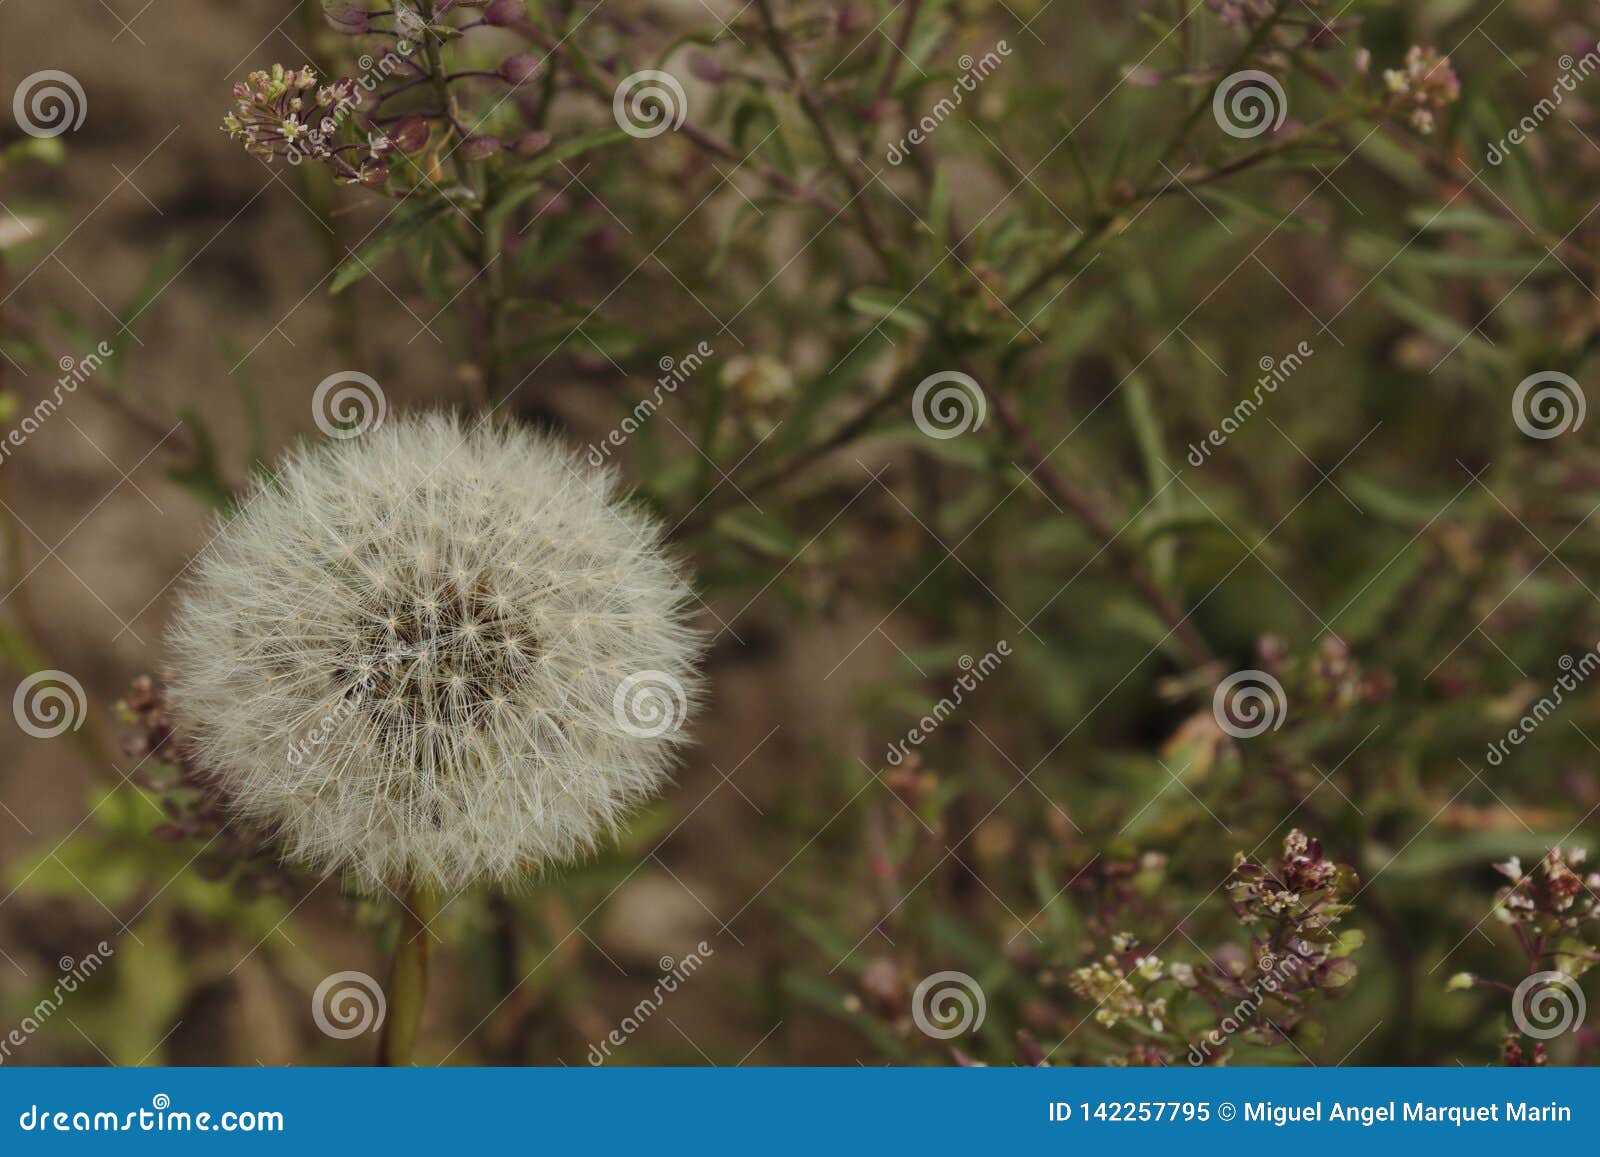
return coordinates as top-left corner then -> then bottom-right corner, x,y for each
1122,368 -> 1176,585
509,318 -> 638,362
0,622 -> 47,674
1329,540 -> 1426,642
846,287 -> 935,334
715,508 -> 802,558
165,407 -> 232,510
217,337 -> 268,472
1197,188 -> 1324,234
731,97 -> 796,178
1130,498 -> 1234,546
486,129 -> 631,230
330,199 -> 455,294
73,240 -> 187,374
1372,830 -> 1575,881
1342,473 -> 1452,528
771,334 -> 896,455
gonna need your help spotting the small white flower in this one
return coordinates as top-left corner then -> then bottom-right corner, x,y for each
167,413 -> 704,894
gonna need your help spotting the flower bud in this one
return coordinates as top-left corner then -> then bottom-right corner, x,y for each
392,115 -> 430,153
859,99 -> 891,124
325,4 -> 370,34
509,130 -> 552,157
498,54 -> 545,86
483,0 -> 526,26
688,52 -> 726,84
461,133 -> 502,160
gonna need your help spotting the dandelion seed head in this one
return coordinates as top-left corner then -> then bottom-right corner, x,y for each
167,413 -> 704,894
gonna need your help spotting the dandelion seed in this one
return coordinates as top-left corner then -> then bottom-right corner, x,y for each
167,413 -> 704,895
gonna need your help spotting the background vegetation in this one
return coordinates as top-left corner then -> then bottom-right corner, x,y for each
2,0 -> 1599,1066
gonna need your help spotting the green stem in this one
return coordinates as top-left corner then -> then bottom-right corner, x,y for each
420,2 -> 473,188
416,1 -> 503,402
505,9 -> 842,215
989,389 -> 1214,669
1151,0 -> 1294,173
753,0 -> 891,265
378,882 -> 440,1066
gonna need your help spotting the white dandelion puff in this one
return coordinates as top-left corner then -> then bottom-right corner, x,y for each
166,413 -> 705,895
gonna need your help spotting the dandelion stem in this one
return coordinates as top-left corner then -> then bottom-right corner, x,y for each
378,882 -> 439,1066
